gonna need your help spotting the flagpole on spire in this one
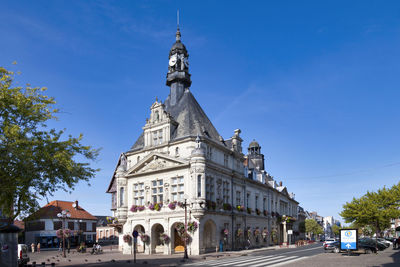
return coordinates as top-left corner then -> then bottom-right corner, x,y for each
177,9 -> 180,29
176,9 -> 181,42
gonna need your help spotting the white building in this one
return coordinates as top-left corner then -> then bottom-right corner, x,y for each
107,27 -> 299,255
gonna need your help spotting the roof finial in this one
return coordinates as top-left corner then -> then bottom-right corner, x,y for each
176,9 -> 181,42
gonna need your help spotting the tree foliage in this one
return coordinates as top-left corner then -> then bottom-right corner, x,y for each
332,224 -> 340,237
298,221 -> 306,233
340,182 -> 400,236
0,66 -> 100,220
305,219 -> 323,237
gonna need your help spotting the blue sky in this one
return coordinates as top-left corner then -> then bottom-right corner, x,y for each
2,1 -> 400,222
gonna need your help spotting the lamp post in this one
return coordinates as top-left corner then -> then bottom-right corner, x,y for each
183,194 -> 189,260
57,210 -> 71,258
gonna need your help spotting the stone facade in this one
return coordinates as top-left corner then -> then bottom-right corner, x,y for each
107,27 -> 299,255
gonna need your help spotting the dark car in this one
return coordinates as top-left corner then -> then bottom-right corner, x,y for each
325,241 -> 377,254
359,237 -> 387,251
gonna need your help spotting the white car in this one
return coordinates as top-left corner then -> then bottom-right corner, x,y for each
323,239 -> 336,247
17,244 -> 30,267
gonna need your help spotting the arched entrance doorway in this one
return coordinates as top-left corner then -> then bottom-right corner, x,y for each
151,223 -> 165,254
171,222 -> 185,253
133,224 -> 145,253
203,219 -> 217,253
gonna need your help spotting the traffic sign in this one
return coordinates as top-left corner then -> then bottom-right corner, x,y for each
340,229 -> 358,251
287,230 -> 293,235
132,230 -> 139,238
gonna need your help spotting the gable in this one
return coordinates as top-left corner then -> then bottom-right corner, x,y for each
127,152 -> 188,176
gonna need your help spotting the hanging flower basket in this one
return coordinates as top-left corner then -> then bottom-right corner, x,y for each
247,228 -> 252,237
175,223 -> 186,236
187,221 -> 198,234
106,216 -> 118,224
56,229 -> 71,238
236,229 -> 243,237
263,210 -> 268,216
271,211 -> 275,217
160,233 -> 170,244
177,201 -> 184,208
254,228 -> 260,236
247,207 -> 252,214
140,234 -> 150,244
255,209 -> 261,215
123,234 -> 132,243
236,205 -> 245,212
168,202 -> 176,210
222,228 -> 229,237
223,203 -> 232,211
262,228 -> 269,238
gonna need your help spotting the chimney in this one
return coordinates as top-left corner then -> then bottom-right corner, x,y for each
74,200 -> 78,210
279,181 -> 282,187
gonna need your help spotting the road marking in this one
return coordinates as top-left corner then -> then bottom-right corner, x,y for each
267,256 -> 308,267
250,256 -> 298,267
217,255 -> 277,266
234,256 -> 284,266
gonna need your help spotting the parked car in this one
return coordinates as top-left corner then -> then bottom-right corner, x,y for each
325,241 -> 377,254
17,244 -> 30,267
376,238 -> 391,248
359,237 -> 387,251
323,238 -> 336,247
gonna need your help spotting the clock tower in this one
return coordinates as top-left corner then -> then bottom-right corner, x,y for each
166,27 -> 191,106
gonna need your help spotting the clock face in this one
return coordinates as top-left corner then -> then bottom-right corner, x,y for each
169,54 -> 177,66
184,58 -> 189,67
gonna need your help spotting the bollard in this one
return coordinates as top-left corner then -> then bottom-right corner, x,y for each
32,262 -> 36,267
41,262 -> 45,266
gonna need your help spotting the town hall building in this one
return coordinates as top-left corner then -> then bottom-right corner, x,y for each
106,26 -> 299,255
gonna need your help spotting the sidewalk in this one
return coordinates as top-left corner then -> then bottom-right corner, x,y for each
26,244 -> 306,267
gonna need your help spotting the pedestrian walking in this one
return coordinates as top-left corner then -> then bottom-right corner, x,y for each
31,243 -> 35,253
37,242 -> 41,253
58,242 -> 62,252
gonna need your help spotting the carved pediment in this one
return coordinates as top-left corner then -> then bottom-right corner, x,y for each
127,152 -> 188,175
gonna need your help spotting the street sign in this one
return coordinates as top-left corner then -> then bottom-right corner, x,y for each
340,229 -> 358,251
287,230 -> 293,235
132,230 -> 139,238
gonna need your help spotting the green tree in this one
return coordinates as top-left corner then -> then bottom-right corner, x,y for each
340,182 -> 400,237
0,66 -> 100,220
332,224 -> 340,237
305,219 -> 323,239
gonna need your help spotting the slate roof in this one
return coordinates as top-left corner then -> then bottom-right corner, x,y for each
130,90 -> 223,151
27,200 -> 97,221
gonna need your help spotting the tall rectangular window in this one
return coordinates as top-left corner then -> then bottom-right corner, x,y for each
246,193 -> 250,208
223,181 -> 230,203
151,179 -> 163,203
236,191 -> 241,206
255,195 -> 258,209
263,197 -> 266,211
206,176 -> 214,201
158,130 -> 163,144
197,175 -> 202,197
119,187 -> 124,206
133,183 -> 144,205
224,154 -> 228,167
171,176 -> 184,201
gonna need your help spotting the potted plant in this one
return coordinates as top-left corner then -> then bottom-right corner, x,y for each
123,234 -> 132,244
263,210 -> 268,216
247,207 -> 252,214
168,202 -> 176,210
160,233 -> 170,244
223,203 -> 232,211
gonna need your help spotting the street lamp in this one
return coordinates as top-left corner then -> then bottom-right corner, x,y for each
183,194 -> 189,260
57,209 -> 71,258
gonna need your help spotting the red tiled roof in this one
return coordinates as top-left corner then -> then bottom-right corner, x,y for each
13,220 -> 24,230
28,200 -> 97,221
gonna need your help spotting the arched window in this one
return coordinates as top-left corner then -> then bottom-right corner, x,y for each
197,175 -> 202,197
154,111 -> 160,122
